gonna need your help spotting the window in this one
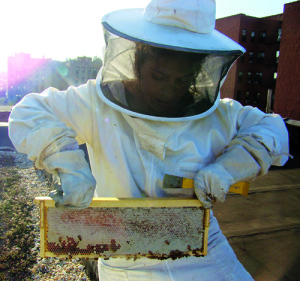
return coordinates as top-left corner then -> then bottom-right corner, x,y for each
245,91 -> 250,103
238,70 -> 243,83
242,29 -> 247,42
251,31 -> 256,43
93,69 -> 98,78
257,52 -> 265,64
247,72 -> 252,83
253,92 -> 261,105
239,54 -> 245,63
276,51 -> 280,63
249,52 -> 254,63
258,31 -> 266,43
277,28 -> 282,41
274,72 -> 278,80
254,72 -> 263,84
81,67 -> 86,73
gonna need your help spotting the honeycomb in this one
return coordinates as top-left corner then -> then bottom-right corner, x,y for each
46,206 -> 206,260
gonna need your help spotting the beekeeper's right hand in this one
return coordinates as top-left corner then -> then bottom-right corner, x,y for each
43,150 -> 96,208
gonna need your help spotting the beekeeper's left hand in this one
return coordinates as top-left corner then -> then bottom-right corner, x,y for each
194,144 -> 265,208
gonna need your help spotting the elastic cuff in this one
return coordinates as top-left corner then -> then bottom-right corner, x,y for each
216,144 -> 261,183
35,137 -> 79,169
42,149 -> 88,174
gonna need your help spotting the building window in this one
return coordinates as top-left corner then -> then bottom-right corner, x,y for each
251,31 -> 256,43
239,54 -> 245,63
258,31 -> 266,43
253,92 -> 261,105
242,29 -> 247,42
238,70 -> 243,83
274,72 -> 278,80
277,28 -> 282,41
247,72 -> 252,83
245,91 -> 250,103
254,72 -> 263,84
81,67 -> 86,73
276,51 -> 280,64
93,69 -> 98,78
257,52 -> 265,64
249,52 -> 254,63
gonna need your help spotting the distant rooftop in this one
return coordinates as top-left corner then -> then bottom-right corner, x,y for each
0,106 -> 13,112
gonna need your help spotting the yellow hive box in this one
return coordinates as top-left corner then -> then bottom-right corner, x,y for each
34,197 -> 210,260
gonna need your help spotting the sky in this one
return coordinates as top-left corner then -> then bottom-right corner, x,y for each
0,0 -> 294,72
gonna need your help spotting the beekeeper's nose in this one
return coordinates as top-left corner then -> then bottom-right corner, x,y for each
160,80 -> 186,100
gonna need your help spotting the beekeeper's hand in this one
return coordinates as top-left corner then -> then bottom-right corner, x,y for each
194,144 -> 266,208
43,150 -> 96,208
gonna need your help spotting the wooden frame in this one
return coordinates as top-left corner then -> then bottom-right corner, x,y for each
34,197 -> 210,260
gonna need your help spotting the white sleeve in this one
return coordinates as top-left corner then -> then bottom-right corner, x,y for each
194,100 -> 289,207
227,99 -> 289,175
8,81 -> 95,169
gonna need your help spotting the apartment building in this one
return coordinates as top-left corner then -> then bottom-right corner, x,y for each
7,53 -> 52,102
7,54 -> 102,103
216,1 -> 300,120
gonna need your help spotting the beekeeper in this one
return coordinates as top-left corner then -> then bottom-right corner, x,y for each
9,0 -> 288,280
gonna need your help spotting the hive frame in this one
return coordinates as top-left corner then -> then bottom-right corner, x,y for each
34,197 -> 210,260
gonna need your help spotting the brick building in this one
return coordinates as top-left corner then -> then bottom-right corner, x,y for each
273,1 -> 300,121
216,1 -> 300,120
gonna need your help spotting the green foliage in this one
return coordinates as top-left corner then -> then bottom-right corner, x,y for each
0,168 -> 37,280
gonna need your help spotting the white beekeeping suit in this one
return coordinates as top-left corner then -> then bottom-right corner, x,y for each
9,0 -> 288,280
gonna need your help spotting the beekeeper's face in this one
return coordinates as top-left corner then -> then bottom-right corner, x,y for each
137,55 -> 195,117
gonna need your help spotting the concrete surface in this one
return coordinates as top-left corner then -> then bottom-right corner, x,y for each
215,156 -> 300,281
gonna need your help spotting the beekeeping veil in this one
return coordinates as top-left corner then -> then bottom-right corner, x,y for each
97,0 -> 245,121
